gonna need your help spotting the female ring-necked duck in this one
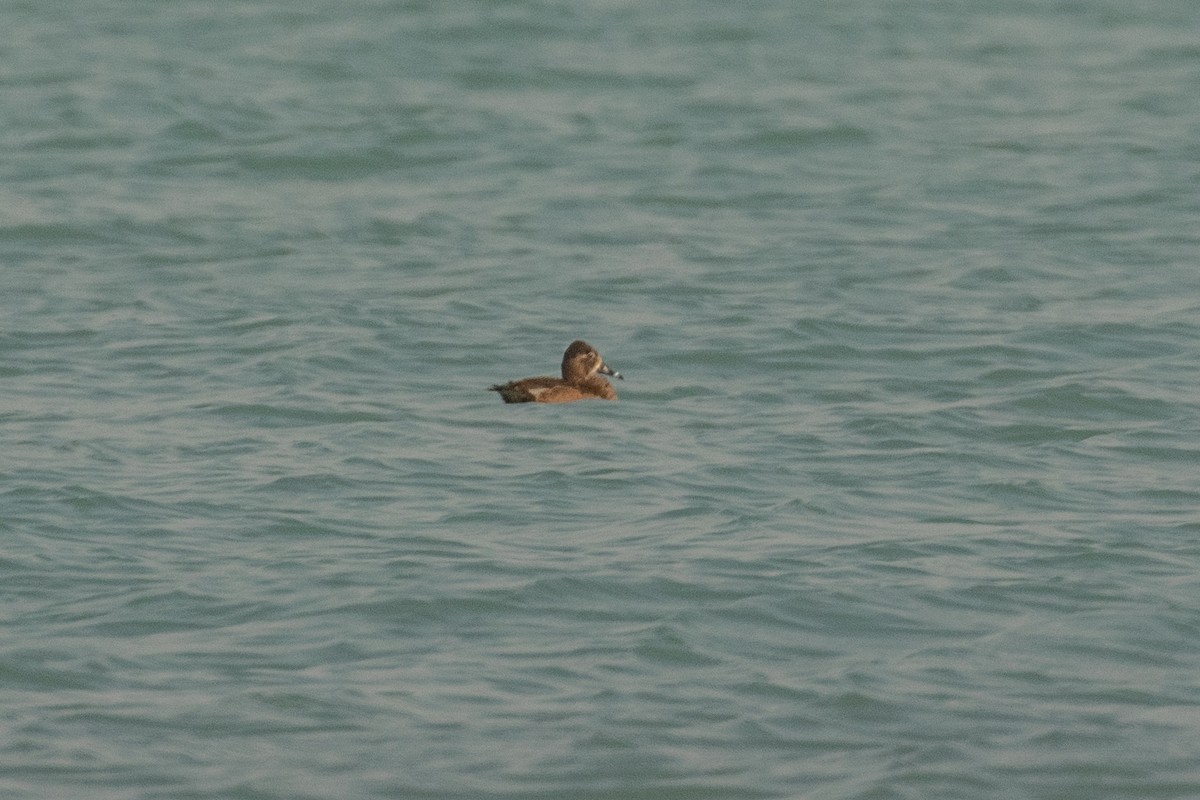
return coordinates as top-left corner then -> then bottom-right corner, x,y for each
490,340 -> 622,403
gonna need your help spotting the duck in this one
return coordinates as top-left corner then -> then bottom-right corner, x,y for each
490,340 -> 622,403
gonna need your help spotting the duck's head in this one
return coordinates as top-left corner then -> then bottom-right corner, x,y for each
561,340 -> 622,383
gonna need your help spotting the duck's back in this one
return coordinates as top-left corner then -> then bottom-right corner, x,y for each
490,376 -> 614,403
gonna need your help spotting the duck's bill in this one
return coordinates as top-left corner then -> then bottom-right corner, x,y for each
599,364 -> 623,380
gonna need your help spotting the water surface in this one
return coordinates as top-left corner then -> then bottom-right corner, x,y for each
3,1 -> 1199,798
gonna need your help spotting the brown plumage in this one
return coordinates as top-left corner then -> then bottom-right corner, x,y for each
490,340 -> 622,403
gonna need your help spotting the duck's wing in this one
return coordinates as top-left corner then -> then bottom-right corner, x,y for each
490,376 -> 561,403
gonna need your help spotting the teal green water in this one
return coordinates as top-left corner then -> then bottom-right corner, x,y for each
4,1 -> 1200,798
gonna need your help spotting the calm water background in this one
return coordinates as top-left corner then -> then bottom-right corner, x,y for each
3,1 -> 1199,798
